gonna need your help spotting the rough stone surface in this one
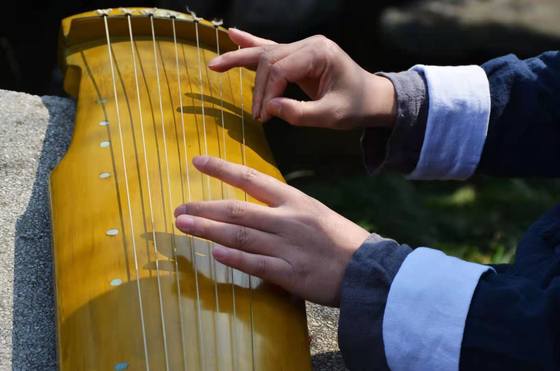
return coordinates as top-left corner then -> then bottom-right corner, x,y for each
380,0 -> 560,59
0,89 -> 345,370
307,302 -> 347,370
0,89 -> 74,370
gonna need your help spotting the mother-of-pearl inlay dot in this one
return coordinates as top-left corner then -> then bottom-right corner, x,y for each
106,228 -> 118,236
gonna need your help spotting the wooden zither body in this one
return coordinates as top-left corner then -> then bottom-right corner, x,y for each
51,8 -> 311,370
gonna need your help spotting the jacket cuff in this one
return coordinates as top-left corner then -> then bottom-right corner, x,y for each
361,70 -> 428,175
407,65 -> 491,180
338,235 -> 412,371
383,247 -> 494,371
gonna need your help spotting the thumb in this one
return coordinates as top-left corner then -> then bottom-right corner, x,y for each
265,97 -> 336,128
228,28 -> 276,48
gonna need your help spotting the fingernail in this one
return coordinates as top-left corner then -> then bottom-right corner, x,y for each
208,57 -> 221,68
213,245 -> 228,259
252,99 -> 260,120
193,156 -> 209,167
229,27 -> 246,34
176,215 -> 195,231
174,205 -> 186,217
268,99 -> 282,116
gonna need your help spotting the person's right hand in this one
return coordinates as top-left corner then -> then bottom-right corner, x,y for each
208,29 -> 396,130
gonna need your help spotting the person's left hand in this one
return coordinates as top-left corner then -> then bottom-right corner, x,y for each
174,156 -> 370,307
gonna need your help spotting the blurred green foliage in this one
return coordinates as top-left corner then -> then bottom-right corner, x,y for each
298,175 -> 560,264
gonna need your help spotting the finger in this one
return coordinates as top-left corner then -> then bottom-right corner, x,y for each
192,156 -> 292,206
207,38 -> 303,74
174,200 -> 280,232
228,28 -> 276,48
265,96 -> 335,128
259,49 -> 320,122
208,47 -> 264,72
212,245 -> 292,288
175,214 -> 278,256
251,43 -> 306,120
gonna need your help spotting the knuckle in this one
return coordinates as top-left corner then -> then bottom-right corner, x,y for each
253,257 -> 267,277
213,158 -> 227,177
227,201 -> 246,220
306,48 -> 319,68
332,107 -> 346,123
311,34 -> 334,49
313,36 -> 338,58
269,64 -> 283,81
240,167 -> 258,186
310,34 -> 327,43
234,226 -> 251,249
260,49 -> 274,65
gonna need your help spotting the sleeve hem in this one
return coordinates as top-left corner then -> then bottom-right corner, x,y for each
361,70 -> 428,175
338,236 -> 412,371
383,247 -> 494,371
407,65 -> 491,180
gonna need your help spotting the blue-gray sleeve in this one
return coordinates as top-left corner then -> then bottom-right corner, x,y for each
338,235 -> 412,370
361,71 -> 428,175
477,51 -> 560,177
365,51 -> 560,178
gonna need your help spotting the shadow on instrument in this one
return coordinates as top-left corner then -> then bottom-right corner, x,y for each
181,92 -> 267,157
57,230 -> 303,370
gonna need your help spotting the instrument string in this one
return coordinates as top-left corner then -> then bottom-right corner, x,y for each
101,13 -> 150,370
128,13 -> 171,371
148,13 -> 183,371
178,35 -> 207,371
213,23 -> 238,371
193,17 -> 222,360
238,49 -> 257,371
153,32 -> 191,371
238,55 -> 255,371
213,26 -> 228,164
171,15 -> 198,371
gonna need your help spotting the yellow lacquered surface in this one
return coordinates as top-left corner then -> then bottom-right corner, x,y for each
51,9 -> 311,371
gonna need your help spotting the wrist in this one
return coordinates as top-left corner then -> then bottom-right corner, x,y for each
362,72 -> 397,129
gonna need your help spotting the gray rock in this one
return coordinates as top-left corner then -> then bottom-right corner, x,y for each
0,89 -> 344,370
380,0 -> 560,59
0,89 -> 74,370
307,302 -> 347,370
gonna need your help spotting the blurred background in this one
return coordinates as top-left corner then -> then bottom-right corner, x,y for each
2,0 -> 560,262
